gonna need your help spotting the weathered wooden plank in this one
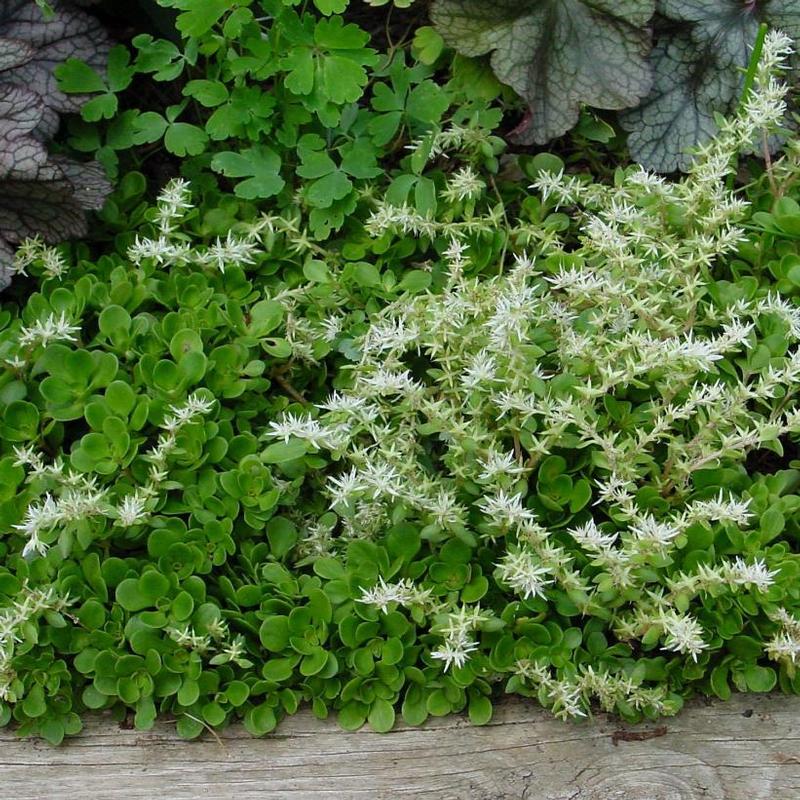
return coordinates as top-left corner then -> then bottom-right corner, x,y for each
0,694 -> 798,799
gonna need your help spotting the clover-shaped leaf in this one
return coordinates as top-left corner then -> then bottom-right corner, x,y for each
159,0 -> 232,39
430,0 -> 655,144
279,14 -> 378,118
55,45 -> 134,122
211,146 -> 285,199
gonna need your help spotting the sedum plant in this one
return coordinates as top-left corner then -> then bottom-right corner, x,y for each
282,31 -> 800,719
0,151 -> 493,741
3,16 -> 800,744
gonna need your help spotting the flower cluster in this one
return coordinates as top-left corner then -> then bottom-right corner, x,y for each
0,583 -> 72,702
166,617 -> 253,669
12,237 -> 69,281
513,660 -> 675,720
765,608 -> 800,668
430,605 -> 491,671
9,392 -> 215,559
127,178 -> 259,273
357,576 -> 436,614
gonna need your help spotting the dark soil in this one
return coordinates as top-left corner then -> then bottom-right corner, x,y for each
745,436 -> 800,475
344,1 -> 429,49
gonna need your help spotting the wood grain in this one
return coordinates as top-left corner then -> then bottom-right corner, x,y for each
1,694 -> 798,799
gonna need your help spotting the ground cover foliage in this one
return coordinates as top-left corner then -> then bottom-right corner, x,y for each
2,1 -> 800,746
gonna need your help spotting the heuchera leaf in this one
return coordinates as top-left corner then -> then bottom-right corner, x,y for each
0,36 -> 34,71
659,0 -> 800,66
0,155 -> 110,282
620,28 -> 740,173
623,0 -> 800,171
0,1 -> 113,289
0,84 -> 48,179
0,0 -> 111,134
0,156 -> 110,240
430,0 -> 655,144
0,236 -> 12,289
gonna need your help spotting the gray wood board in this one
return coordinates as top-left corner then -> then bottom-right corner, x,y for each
1,694 -> 798,799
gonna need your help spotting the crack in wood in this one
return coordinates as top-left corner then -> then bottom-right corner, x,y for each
611,724 -> 669,745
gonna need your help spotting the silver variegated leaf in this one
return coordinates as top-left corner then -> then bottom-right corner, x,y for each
0,235 -> 13,290
0,83 -> 48,178
0,0 -> 110,118
430,0 -> 655,145
624,0 -> 800,171
620,28 -> 740,172
0,36 -> 34,70
0,155 -> 110,248
658,0 -> 760,67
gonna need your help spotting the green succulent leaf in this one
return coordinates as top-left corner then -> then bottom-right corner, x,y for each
430,0 -> 655,143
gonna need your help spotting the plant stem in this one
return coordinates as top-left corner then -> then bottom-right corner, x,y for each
726,22 -> 769,192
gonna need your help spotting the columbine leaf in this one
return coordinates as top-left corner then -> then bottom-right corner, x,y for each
306,170 -> 352,207
211,146 -> 285,199
58,46 -> 133,122
282,48 -> 314,96
54,57 -> 105,93
161,0 -> 232,38
320,54 -> 370,104
132,34 -> 186,82
183,79 -> 228,108
104,44 -> 134,93
131,111 -> 169,144
163,122 -> 208,157
412,27 -> 445,65
429,0 -> 655,144
314,0 -> 348,14
279,15 -> 377,116
620,28 -> 740,172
